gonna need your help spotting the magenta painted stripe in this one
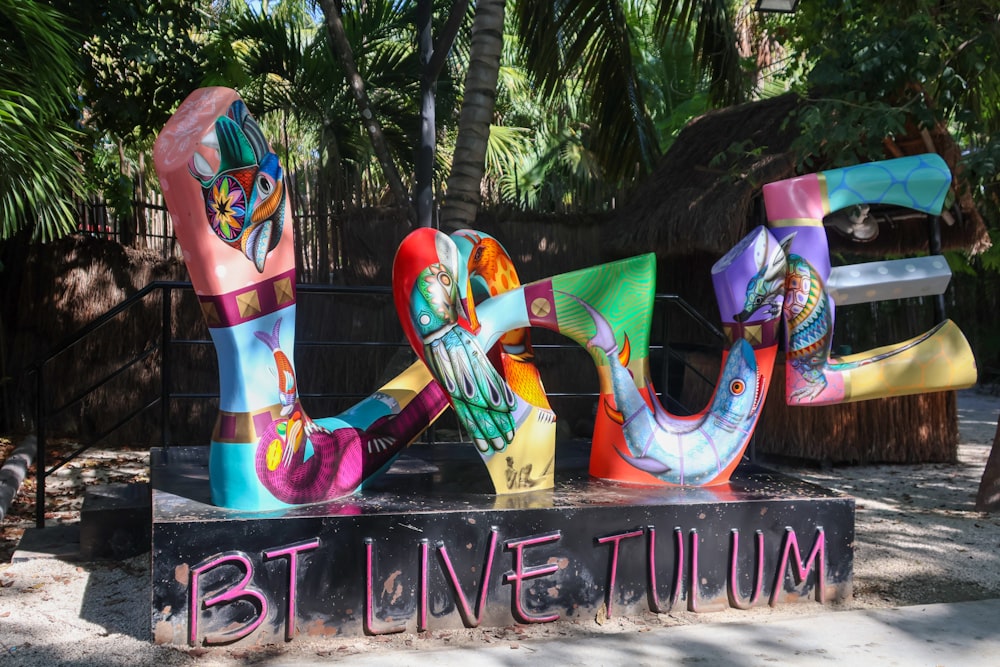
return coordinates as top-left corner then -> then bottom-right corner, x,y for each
199,268 -> 297,328
524,280 -> 559,330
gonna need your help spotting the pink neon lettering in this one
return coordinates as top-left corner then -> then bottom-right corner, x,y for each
418,540 -> 429,632
503,532 -> 562,624
647,526 -> 684,613
727,529 -> 764,610
597,529 -> 643,618
687,529 -> 699,612
437,527 -> 500,628
364,538 -> 406,635
189,551 -> 268,646
264,538 -> 321,641
770,526 -> 826,607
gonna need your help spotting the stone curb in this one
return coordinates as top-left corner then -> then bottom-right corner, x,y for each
0,435 -> 35,522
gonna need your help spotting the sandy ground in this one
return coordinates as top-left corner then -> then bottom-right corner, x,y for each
0,389 -> 997,665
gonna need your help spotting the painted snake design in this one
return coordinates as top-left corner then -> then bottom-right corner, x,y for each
251,317 -> 448,504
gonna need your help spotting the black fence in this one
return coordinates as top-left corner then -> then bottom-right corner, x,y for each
27,282 -> 724,527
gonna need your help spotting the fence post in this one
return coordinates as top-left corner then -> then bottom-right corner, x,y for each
35,368 -> 46,529
162,284 -> 172,448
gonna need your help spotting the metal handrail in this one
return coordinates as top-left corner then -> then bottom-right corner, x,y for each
29,281 -> 723,528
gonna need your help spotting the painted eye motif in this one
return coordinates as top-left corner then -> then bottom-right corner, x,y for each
256,173 -> 273,197
730,379 -> 746,395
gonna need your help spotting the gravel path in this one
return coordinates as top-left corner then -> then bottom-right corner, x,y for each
0,389 -> 997,665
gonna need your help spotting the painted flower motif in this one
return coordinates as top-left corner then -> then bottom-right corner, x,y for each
206,174 -> 245,241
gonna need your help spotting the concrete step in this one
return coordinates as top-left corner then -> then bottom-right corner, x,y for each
80,482 -> 151,561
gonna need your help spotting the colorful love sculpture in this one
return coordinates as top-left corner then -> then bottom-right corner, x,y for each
393,227 -> 775,489
155,87 -> 977,510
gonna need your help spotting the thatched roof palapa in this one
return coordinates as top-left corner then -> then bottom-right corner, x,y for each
608,92 -> 990,260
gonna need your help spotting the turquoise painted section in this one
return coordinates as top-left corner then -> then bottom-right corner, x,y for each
210,442 -> 291,511
822,153 -> 951,215
474,289 -> 532,351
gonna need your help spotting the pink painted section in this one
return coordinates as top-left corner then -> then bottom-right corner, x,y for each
762,174 -> 826,222
154,87 -> 295,297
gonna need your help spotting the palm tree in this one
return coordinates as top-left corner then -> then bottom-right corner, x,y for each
439,0 -> 760,231
0,0 -> 83,242
439,0 -> 507,230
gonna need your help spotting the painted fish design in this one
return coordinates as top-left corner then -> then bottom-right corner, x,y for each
254,318 -> 297,415
567,292 -> 764,485
189,100 -> 285,272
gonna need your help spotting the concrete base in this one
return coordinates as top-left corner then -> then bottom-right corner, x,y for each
150,442 -> 855,647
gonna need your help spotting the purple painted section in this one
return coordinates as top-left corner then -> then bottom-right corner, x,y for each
711,230 -> 768,324
771,226 -> 831,282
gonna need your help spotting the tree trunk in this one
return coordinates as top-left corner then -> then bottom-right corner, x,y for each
414,0 -> 469,228
118,139 -> 135,247
415,0 -> 436,228
439,0 -> 505,231
318,0 -> 413,219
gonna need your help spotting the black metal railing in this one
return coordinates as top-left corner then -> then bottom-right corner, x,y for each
28,282 -> 724,528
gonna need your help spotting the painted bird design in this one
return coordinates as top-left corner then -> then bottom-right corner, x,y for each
189,100 -> 285,272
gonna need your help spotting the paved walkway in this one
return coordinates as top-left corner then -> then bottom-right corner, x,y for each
271,599 -> 1000,667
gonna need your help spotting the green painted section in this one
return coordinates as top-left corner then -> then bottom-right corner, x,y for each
550,254 -> 656,366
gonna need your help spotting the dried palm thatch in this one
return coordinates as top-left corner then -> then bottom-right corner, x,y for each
606,92 -> 990,260
334,206 -> 610,286
606,94 -> 799,259
757,365 -> 958,464
4,234 -> 210,444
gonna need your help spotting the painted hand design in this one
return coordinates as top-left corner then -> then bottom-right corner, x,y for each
410,261 -> 517,453
425,325 -> 517,452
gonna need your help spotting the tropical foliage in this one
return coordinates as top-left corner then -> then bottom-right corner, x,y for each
2,0 -> 999,258
0,0 -> 83,242
779,0 -> 1000,265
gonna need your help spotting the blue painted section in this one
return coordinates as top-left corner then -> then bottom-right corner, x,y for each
209,307 -> 296,413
